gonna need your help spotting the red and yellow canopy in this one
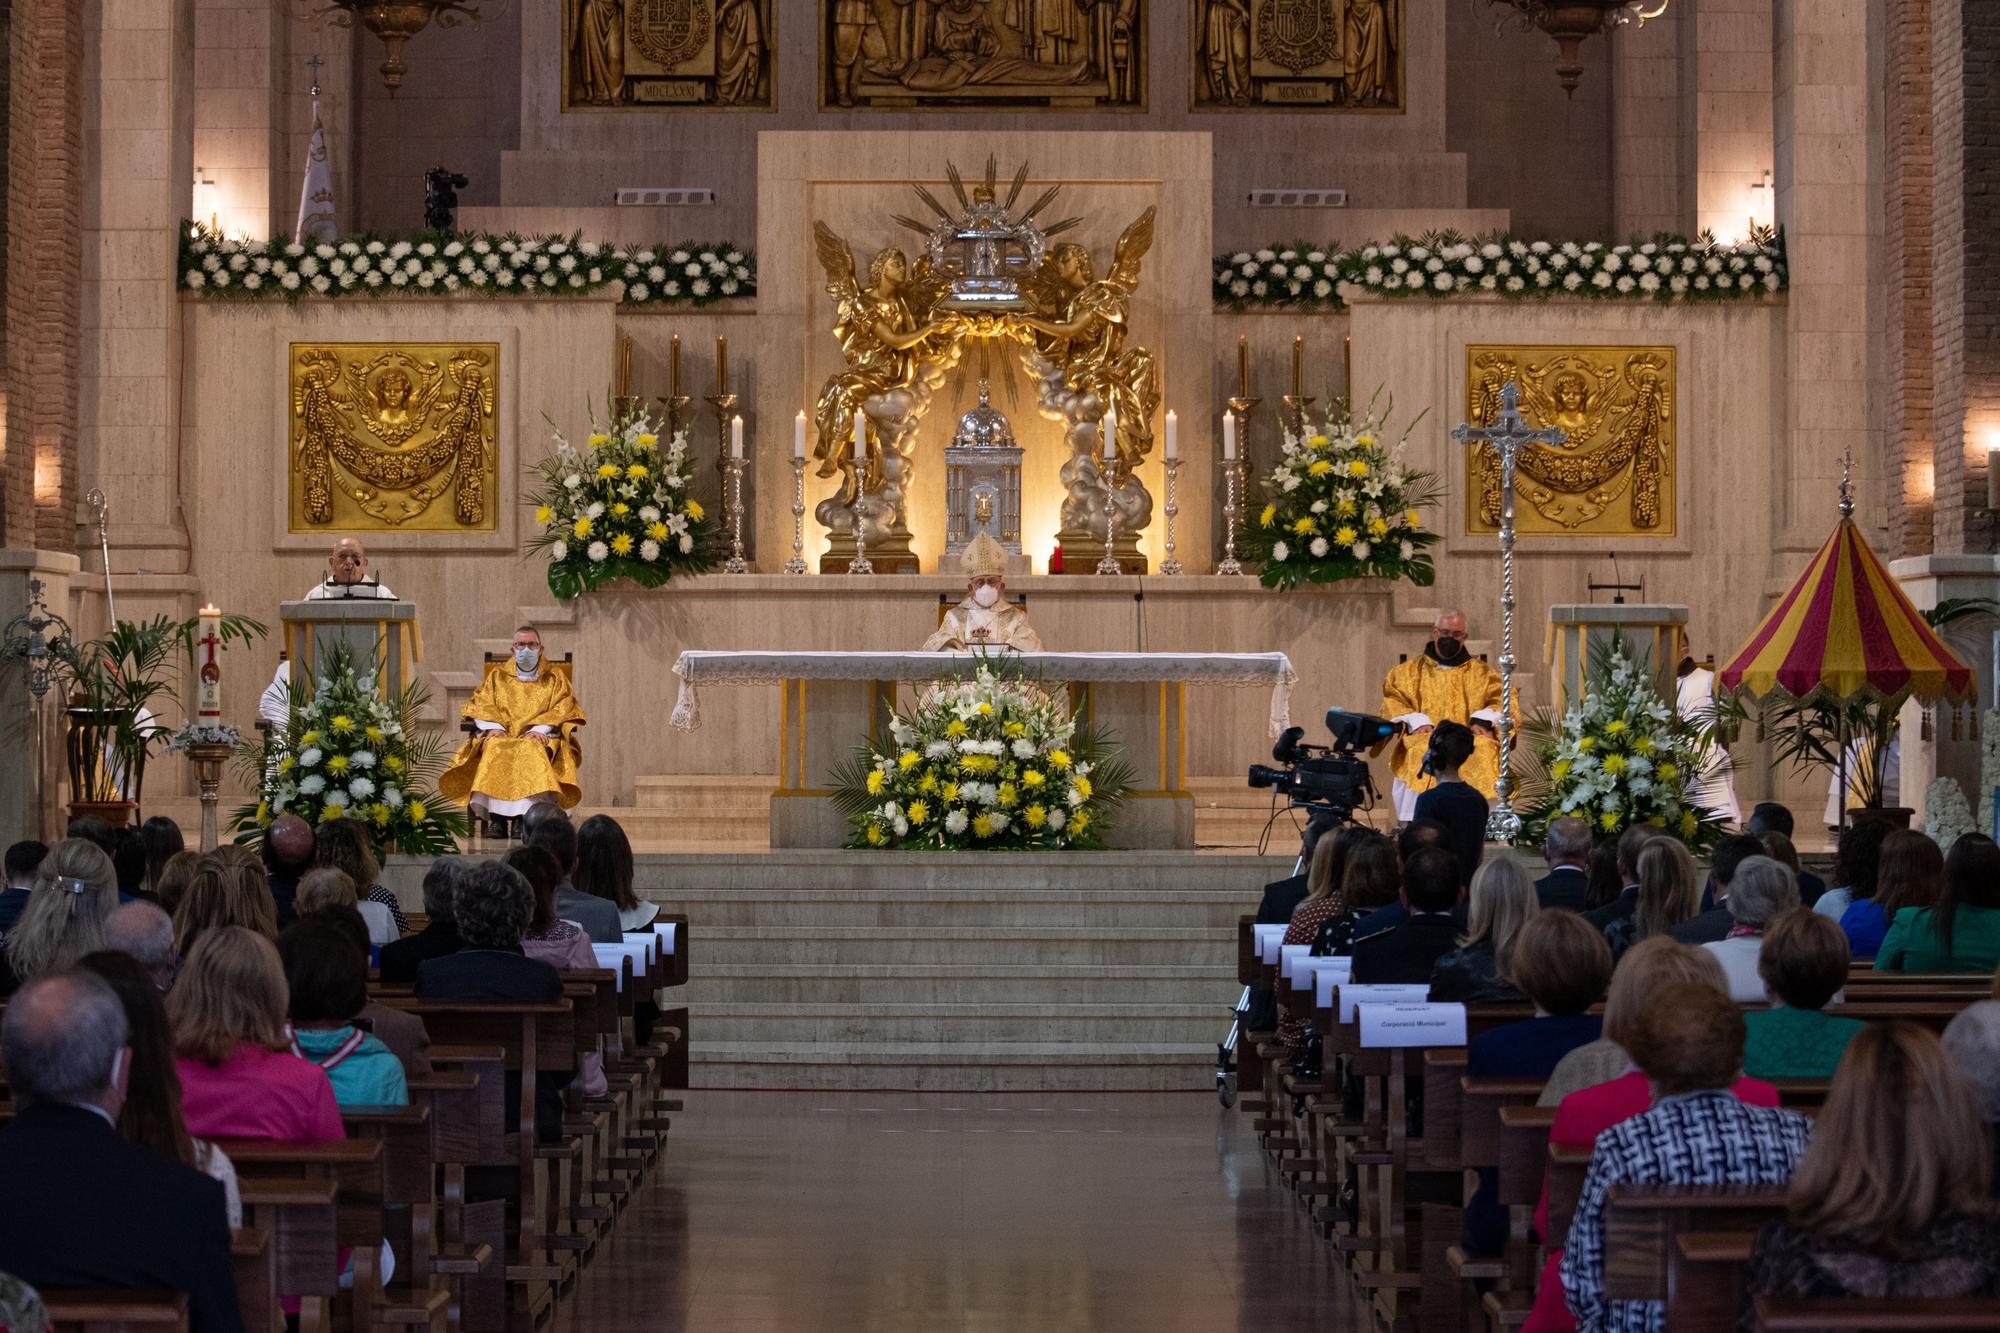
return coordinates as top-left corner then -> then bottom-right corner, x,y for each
1720,517 -> 1973,704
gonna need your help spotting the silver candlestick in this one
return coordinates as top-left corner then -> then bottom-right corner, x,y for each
1216,450 -> 1245,576
722,457 -> 749,574
783,457 -> 809,574
1158,457 -> 1185,575
1451,380 -> 1566,844
1095,460 -> 1121,575
847,495 -> 874,575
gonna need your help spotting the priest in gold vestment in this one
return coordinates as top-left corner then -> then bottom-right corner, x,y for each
439,625 -> 586,836
1380,609 -> 1508,820
923,533 -> 1043,652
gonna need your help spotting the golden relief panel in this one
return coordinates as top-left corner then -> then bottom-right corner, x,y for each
1464,345 -> 1676,539
288,343 -> 501,535
1191,0 -> 1399,110
821,0 -> 1142,110
564,0 -> 773,108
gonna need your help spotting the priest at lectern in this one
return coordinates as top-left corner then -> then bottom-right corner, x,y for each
258,536 -> 398,727
923,533 -> 1043,652
1380,608 -> 1508,820
438,625 -> 586,837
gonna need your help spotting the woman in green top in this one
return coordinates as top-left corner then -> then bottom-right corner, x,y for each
1742,909 -> 1865,1080
1876,833 -> 2000,973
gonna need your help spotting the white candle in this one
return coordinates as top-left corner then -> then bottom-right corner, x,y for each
1164,410 -> 1178,461
1102,409 -> 1117,461
1222,411 -> 1237,462
794,410 -> 807,461
853,411 -> 867,459
730,414 -> 744,460
195,604 -> 223,721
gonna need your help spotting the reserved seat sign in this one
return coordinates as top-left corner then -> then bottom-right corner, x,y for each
1357,1003 -> 1468,1048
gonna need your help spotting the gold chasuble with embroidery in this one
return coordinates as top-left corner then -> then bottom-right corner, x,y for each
439,663 -> 587,810
923,602 -> 1043,653
1380,655 -> 1510,799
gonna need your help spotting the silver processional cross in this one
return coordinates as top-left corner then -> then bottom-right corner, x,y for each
1449,381 -> 1565,844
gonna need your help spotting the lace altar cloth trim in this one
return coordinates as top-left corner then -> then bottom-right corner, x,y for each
669,650 -> 1298,737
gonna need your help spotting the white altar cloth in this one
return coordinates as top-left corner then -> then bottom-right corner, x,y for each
669,650 -> 1299,737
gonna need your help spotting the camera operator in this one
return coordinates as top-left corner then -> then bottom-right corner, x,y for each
1253,812 -> 1342,926
1411,720 -> 1487,889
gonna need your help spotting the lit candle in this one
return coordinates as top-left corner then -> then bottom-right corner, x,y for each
1164,409 -> 1178,461
196,603 -> 223,721
1102,409 -> 1117,461
1291,335 -> 1303,399
1343,333 -> 1352,399
619,336 -> 633,399
670,333 -> 682,398
1222,411 -> 1237,462
1237,335 -> 1248,398
731,414 -> 745,460
716,335 -> 728,394
853,411 -> 867,461
794,410 -> 808,461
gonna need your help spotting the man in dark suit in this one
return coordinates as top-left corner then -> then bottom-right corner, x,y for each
0,971 -> 243,1333
522,810 -> 621,943
1350,819 -> 1456,938
1745,802 -> 1827,904
1669,834 -> 1766,944
1534,816 -> 1592,911
1582,823 -> 1671,936
379,857 -> 470,984
1253,813 -> 1341,925
261,813 -> 315,930
1351,846 -> 1463,983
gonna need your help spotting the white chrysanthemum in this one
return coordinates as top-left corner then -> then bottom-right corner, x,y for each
299,747 -> 323,768
640,539 -> 661,561
945,809 -> 970,835
1011,739 -> 1035,760
587,540 -> 609,561
1047,807 -> 1067,831
988,811 -> 1011,833
678,534 -> 694,554
1309,537 -> 1329,558
1353,541 -> 1371,560
586,501 -> 605,519
349,750 -> 375,769
639,505 -> 661,523
1067,786 -> 1086,808
925,740 -> 954,760
1272,541 -> 1290,561
348,776 -> 376,800
298,774 -> 326,796
552,541 -> 568,561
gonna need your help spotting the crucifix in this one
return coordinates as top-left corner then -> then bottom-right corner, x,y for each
304,53 -> 325,98
1450,380 -> 1566,843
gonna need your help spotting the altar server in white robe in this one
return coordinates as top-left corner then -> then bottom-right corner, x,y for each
1675,658 -> 1740,829
258,537 -> 397,728
923,533 -> 1042,653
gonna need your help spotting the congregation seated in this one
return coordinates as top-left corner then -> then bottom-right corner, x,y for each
1602,835 -> 1699,959
1941,1000 -> 2000,1194
1747,800 -> 1826,903
1251,816 -> 1336,927
0,970 -> 243,1333
1275,829 -> 1355,1055
308,905 -> 432,1079
169,926 -> 345,1142
1349,819 -> 1456,937
109,826 -> 149,905
1667,832 -> 1764,944
502,847 -> 608,1098
1876,832 -> 2000,972
2,838 -> 119,997
1410,720 -> 1487,888
297,865 -> 397,946
104,901 -> 180,993
577,814 -> 658,932
1581,835 -> 1623,913
76,950 -> 242,1227
1308,833 -> 1398,958
1744,1022 -> 2000,1310
1350,845 -> 1461,983
152,849 -> 200,917
378,856 -> 469,984
1743,908 -> 1865,1079
1843,827 -> 1941,957
1580,822 -> 1668,935
1812,817 -> 1887,924
140,816 -> 184,899
1700,854 -> 1801,1002
1534,816 -> 1591,912
260,813 -> 315,928
521,809 -> 620,943
172,853 -> 278,956
1429,856 -> 1536,1004
0,840 -> 44,937
1560,980 -> 1813,1332
278,917 -> 410,1108
315,817 -> 410,936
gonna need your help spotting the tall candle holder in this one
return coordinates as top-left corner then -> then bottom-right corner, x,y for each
704,392 -> 738,501
722,456 -> 750,574
1094,468 -> 1122,576
847,498 -> 874,575
1226,394 -> 1259,497
1281,393 -> 1316,440
784,457 -> 810,574
1216,454 -> 1245,577
659,394 -> 693,442
1158,458 -> 1185,575
187,742 -> 234,852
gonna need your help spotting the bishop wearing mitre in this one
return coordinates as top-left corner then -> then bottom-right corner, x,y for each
1381,608 -> 1509,820
923,533 -> 1043,652
438,625 -> 586,837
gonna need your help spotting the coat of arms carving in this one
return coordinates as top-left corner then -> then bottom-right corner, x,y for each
628,0 -> 712,68
1191,0 -> 1400,109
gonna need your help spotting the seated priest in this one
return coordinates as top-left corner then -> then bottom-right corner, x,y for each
258,536 -> 397,728
438,626 -> 586,839
923,533 -> 1042,653
1380,607 -> 1509,820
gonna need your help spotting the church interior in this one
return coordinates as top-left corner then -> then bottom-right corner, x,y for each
1,0 -> 1999,1329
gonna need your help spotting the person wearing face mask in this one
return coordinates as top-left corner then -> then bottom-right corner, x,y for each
1379,607 -> 1509,820
258,537 -> 398,728
923,532 -> 1043,652
438,625 -> 588,840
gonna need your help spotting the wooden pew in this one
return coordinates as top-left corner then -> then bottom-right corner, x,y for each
1600,1184 -> 1789,1329
233,1226 -> 278,1333
1753,1297 -> 2000,1330
41,1290 -> 188,1333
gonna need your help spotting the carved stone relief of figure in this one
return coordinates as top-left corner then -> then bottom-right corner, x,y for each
1343,0 -> 1396,105
563,0 -> 774,107
574,0 -> 626,102
1202,0 -> 1250,103
825,0 -> 1140,109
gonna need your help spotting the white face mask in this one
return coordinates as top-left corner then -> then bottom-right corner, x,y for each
514,647 -> 541,673
972,584 -> 1000,609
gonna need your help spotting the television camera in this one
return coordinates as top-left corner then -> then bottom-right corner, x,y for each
1246,707 -> 1402,821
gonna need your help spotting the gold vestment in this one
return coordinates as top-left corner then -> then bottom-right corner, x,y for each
922,601 -> 1043,653
438,662 -> 586,809
1380,655 -> 1509,799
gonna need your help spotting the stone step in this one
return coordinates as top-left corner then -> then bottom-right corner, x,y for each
641,887 -> 1261,929
698,1002 -> 1227,1044
569,806 -> 771,843
691,1039 -> 1213,1091
694,924 -> 1229,967
681,962 -> 1233,1005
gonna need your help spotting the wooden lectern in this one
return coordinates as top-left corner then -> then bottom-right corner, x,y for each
1547,603 -> 1688,713
278,597 -> 422,697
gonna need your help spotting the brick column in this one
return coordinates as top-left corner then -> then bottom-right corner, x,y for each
1930,0 -> 2000,553
28,0 -> 82,555
1886,0 -> 1933,558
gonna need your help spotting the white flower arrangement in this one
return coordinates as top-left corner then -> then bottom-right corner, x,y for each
164,722 -> 241,752
1924,776 -> 1976,850
178,223 -> 754,308
1213,230 -> 1786,311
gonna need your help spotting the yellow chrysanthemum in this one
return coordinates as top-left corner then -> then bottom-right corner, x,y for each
1024,804 -> 1047,828
1368,518 -> 1390,538
907,800 -> 929,826
1347,460 -> 1370,478
365,726 -> 384,743
941,782 -> 960,803
865,825 -> 888,846
299,730 -> 320,747
383,755 -> 404,775
408,800 -> 427,822
331,714 -> 354,733
1632,737 -> 1654,755
898,750 -> 921,771
1004,721 -> 1026,739
1075,776 -> 1093,799
1657,761 -> 1679,782
573,516 -> 594,539
370,803 -> 392,827
648,521 -> 670,541
960,755 -> 997,774
1679,811 -> 1699,836
1335,499 -> 1357,518
1048,750 -> 1072,769
1601,754 -> 1627,775
1022,770 -> 1045,789
686,500 -> 705,522
973,814 -> 995,838
636,433 -> 657,448
535,505 -> 554,526
1259,503 -> 1278,528
866,770 -> 886,795
277,755 -> 296,774
1070,810 -> 1091,833
611,502 -> 630,517
1604,720 -> 1628,735
1578,736 -> 1597,752
610,534 -> 635,556
946,720 -> 968,738
1307,459 -> 1334,478
319,804 -> 345,824
1292,517 -> 1318,535
587,433 -> 610,449
998,783 -> 1018,808
626,464 -> 650,479
1356,434 -> 1376,448
1599,811 -> 1620,832
326,755 -> 351,774
1334,525 -> 1359,547
596,463 -> 622,479
977,702 -> 994,716
1308,434 -> 1330,451
255,801 -> 271,826
1551,759 -> 1572,782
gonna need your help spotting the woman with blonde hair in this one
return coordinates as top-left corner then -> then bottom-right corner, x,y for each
1745,1023 -> 2000,1307
1430,857 -> 1539,1003
2,838 -> 119,992
1603,837 -> 1699,959
1275,829 -> 1378,1054
171,856 -> 277,955
151,849 -> 201,917
295,866 -> 396,946
169,926 -> 344,1142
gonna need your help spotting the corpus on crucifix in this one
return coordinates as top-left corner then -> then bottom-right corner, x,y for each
1449,381 -> 1566,844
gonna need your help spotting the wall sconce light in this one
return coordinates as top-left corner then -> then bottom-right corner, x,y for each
1748,169 -> 1774,235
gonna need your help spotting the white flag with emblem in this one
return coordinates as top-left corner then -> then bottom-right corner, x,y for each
295,99 -> 336,243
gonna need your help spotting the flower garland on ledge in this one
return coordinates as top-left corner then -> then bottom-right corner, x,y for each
176,222 -> 754,306
1213,228 -> 1787,311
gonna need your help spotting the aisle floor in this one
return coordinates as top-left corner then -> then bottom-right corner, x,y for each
562,1089 -> 1366,1332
